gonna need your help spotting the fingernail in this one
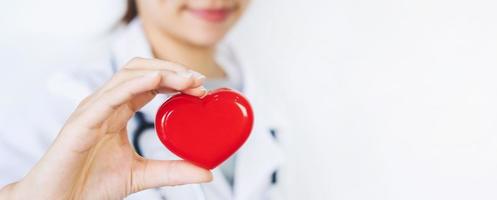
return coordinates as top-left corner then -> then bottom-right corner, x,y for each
189,70 -> 206,81
177,70 -> 193,79
199,86 -> 208,98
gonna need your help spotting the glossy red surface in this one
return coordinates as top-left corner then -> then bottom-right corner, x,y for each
155,88 -> 254,169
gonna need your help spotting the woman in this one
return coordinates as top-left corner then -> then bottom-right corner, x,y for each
0,0 -> 283,199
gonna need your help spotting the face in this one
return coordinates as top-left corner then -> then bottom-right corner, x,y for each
136,0 -> 250,47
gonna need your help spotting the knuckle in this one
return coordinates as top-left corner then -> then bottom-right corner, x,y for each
125,57 -> 147,68
130,57 -> 146,63
111,72 -> 124,81
113,68 -> 135,81
111,70 -> 127,81
78,95 -> 92,106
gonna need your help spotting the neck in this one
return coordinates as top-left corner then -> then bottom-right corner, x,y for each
142,24 -> 226,79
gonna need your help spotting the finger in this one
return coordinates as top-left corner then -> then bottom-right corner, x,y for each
122,57 -> 206,87
101,69 -> 204,96
76,72 -> 162,129
161,70 -> 204,91
88,57 -> 206,103
84,69 -> 205,109
183,86 -> 208,98
124,57 -> 188,72
132,159 -> 212,192
154,85 -> 208,99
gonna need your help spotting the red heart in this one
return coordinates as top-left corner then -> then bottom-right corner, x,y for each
155,88 -> 254,169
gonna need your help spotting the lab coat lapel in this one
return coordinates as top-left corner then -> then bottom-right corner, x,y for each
233,66 -> 284,200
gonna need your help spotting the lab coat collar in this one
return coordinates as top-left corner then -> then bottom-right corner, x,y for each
111,18 -> 284,200
111,19 -> 154,68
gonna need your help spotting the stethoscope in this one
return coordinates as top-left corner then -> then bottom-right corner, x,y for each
133,111 -> 207,200
111,55 -> 279,200
132,112 -> 279,200
132,111 -> 279,199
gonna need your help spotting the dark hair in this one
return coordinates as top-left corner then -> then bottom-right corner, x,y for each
122,0 -> 138,24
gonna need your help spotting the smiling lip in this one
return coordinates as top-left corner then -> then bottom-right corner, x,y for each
188,8 -> 232,23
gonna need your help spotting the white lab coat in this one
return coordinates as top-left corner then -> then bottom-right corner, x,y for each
0,19 -> 284,200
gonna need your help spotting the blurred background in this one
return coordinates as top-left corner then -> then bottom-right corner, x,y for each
1,0 -> 497,199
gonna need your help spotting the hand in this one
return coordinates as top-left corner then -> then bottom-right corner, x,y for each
0,58 -> 212,200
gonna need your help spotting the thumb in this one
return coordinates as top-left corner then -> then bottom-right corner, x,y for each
132,159 -> 213,192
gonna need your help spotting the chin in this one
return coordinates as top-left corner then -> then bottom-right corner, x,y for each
186,32 -> 227,47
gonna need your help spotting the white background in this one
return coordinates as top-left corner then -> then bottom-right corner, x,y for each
1,0 -> 497,199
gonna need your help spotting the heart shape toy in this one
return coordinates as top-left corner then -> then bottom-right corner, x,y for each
155,88 -> 254,169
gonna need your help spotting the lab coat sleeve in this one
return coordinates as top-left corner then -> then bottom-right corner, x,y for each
0,71 -> 94,187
